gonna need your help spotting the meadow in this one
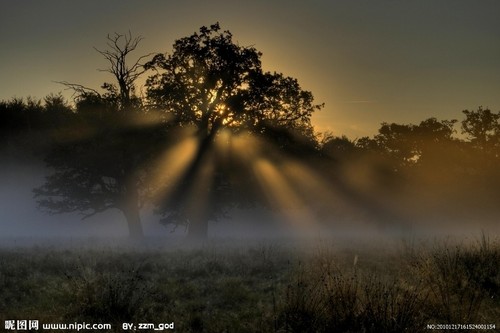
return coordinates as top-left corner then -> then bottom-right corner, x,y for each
0,234 -> 498,332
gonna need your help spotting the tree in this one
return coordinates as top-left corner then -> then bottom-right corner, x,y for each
372,118 -> 458,170
34,33 -> 159,239
59,32 -> 151,112
34,107 -> 165,238
374,122 -> 418,170
145,23 -> 323,239
0,98 -> 39,148
459,107 -> 500,203
411,118 -> 458,168
320,134 -> 357,161
461,106 -> 500,152
0,95 -> 73,154
94,32 -> 152,110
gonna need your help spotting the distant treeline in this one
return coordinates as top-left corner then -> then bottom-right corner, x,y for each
0,95 -> 73,150
317,107 -> 500,226
2,94 -> 499,174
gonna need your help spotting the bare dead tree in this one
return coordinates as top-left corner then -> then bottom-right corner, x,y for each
55,32 -> 153,110
94,31 -> 154,109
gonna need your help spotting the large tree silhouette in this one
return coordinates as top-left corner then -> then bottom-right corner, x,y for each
34,33 -> 159,238
145,23 -> 322,239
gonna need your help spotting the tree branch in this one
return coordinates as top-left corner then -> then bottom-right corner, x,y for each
54,81 -> 101,98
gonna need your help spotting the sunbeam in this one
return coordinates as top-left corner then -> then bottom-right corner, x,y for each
252,158 -> 318,227
148,128 -> 199,200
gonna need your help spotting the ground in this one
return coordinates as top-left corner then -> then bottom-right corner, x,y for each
0,234 -> 498,332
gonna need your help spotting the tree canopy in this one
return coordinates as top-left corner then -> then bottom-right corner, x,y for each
145,23 -> 321,142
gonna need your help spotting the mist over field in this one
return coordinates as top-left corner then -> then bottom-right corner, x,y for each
1,147 -> 498,246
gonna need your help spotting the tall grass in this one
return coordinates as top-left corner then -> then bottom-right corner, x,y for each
278,251 -> 427,332
279,234 -> 499,332
410,233 -> 499,324
0,236 -> 498,332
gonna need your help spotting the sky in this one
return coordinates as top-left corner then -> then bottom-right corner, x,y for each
1,0 -> 500,138
2,0 -> 500,239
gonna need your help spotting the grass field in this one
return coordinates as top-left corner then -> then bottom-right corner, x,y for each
0,235 -> 498,332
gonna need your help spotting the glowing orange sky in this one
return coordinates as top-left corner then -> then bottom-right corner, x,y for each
1,0 -> 499,138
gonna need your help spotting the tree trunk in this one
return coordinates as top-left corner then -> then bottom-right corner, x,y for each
187,215 -> 209,240
123,204 -> 144,239
121,177 -> 144,239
